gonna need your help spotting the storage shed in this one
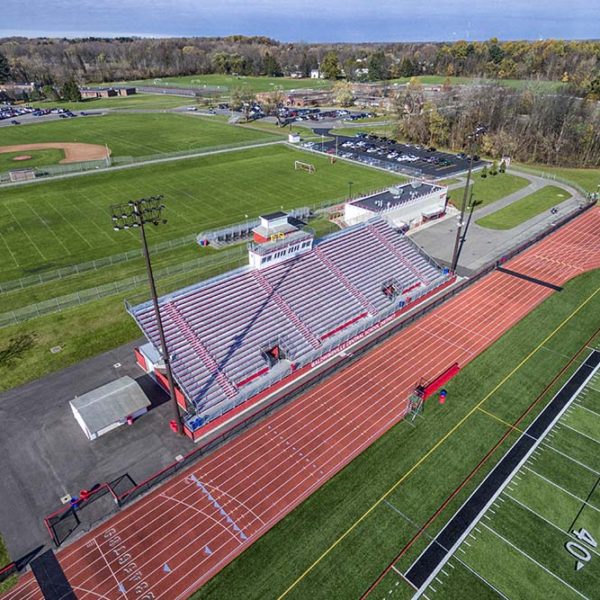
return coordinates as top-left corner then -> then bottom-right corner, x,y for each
70,376 -> 150,441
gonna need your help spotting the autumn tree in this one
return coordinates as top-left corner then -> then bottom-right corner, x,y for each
321,51 -> 341,80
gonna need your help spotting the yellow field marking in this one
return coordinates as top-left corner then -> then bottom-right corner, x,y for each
277,284 -> 600,599
476,407 -> 528,436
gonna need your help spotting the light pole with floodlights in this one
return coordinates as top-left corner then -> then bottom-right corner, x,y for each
111,196 -> 183,434
450,125 -> 487,273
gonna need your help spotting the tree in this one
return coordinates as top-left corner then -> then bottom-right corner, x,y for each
499,159 -> 506,173
262,52 -> 282,77
60,80 -> 81,102
398,57 -> 416,78
42,84 -> 60,102
230,87 -> 256,121
0,52 -> 10,83
490,160 -> 498,176
333,81 -> 354,107
480,165 -> 488,178
321,51 -> 341,80
368,50 -> 388,81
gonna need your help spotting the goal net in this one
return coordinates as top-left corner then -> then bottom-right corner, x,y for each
294,161 -> 316,174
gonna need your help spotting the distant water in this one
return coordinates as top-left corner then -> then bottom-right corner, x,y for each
1,0 -> 598,42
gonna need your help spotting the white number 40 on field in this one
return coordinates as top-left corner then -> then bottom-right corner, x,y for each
565,528 -> 597,571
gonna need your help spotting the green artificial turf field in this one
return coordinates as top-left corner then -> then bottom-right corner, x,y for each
450,172 -> 530,210
0,145 -> 400,281
190,269 -> 600,600
0,113 -> 278,162
477,185 -> 572,230
417,364 -> 600,600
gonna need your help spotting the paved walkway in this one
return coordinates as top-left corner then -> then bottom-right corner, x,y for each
411,168 -> 587,275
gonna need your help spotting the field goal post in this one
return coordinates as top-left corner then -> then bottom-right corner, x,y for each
294,160 -> 315,174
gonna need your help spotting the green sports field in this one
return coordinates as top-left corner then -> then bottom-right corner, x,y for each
107,73 -> 333,92
418,365 -> 600,599
28,94 -> 199,111
0,149 -> 65,173
0,113 -> 279,162
450,172 -> 530,210
477,185 -> 573,229
0,145 -> 400,280
192,269 -> 600,599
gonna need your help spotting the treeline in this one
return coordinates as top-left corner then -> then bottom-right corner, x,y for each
0,36 -> 600,97
395,82 -> 600,167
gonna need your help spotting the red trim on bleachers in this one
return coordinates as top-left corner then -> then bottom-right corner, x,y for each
320,312 -> 368,340
154,370 -> 188,410
401,281 -> 422,295
134,347 -> 147,371
236,366 -> 270,388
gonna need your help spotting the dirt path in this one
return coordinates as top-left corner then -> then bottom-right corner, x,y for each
0,142 -> 110,163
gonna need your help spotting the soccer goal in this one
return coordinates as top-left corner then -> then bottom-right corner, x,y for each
294,160 -> 316,174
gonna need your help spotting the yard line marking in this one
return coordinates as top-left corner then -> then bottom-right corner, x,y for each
540,442 -> 600,476
4,203 -> 47,260
523,467 -> 600,514
277,302 -> 586,600
451,555 -> 510,600
504,492 -> 600,559
480,523 -> 588,599
572,404 -> 600,418
560,423 -> 600,445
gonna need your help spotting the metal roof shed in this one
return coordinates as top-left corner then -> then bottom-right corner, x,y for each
70,376 -> 151,441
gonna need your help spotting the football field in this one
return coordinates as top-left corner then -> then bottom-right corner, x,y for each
415,357 -> 600,599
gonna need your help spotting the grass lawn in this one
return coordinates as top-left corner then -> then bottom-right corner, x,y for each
0,113 -> 278,161
27,94 -> 197,111
514,163 -> 600,194
192,268 -> 600,600
0,149 -> 65,172
477,185 -> 572,230
387,75 -> 565,92
449,172 -> 530,210
107,74 -> 333,92
0,145 -> 400,281
0,533 -> 15,595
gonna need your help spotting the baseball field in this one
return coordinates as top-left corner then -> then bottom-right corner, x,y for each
0,113 -> 280,168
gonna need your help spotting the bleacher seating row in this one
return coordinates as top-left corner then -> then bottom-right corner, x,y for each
130,218 -> 446,419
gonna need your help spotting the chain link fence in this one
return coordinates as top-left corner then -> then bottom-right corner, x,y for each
0,245 -> 247,328
0,138 -> 280,185
0,234 -> 199,293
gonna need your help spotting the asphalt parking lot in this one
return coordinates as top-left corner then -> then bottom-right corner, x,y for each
309,129 -> 485,179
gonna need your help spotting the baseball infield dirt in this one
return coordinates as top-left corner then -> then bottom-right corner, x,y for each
0,143 -> 110,163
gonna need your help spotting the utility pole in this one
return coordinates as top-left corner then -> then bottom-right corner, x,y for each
111,196 -> 183,434
348,180 -> 354,198
450,125 -> 486,273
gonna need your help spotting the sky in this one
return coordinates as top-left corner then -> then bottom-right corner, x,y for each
1,0 -> 599,42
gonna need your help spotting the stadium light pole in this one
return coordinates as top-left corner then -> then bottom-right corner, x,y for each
111,196 -> 183,435
348,180 -> 354,198
450,125 -> 486,273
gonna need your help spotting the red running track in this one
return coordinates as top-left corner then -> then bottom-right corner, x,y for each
4,208 -> 600,600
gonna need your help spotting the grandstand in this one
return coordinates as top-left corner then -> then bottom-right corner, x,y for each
129,218 -> 451,439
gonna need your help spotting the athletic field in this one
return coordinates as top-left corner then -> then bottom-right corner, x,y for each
0,145 -> 400,280
414,359 -> 600,599
0,113 -> 279,162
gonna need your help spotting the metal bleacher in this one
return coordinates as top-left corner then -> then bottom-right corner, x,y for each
129,218 -> 450,426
